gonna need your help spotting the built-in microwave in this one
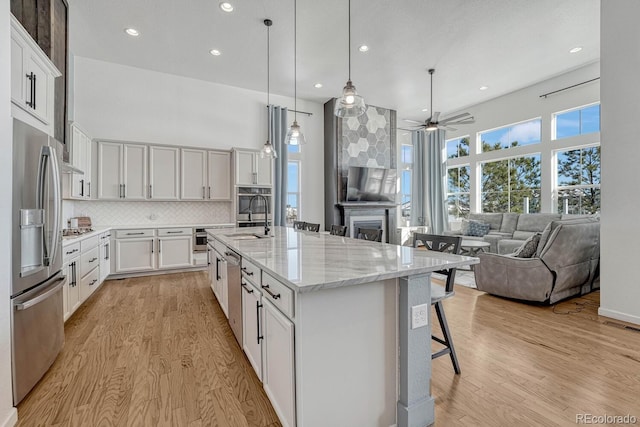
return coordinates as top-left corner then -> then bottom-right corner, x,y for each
236,187 -> 272,223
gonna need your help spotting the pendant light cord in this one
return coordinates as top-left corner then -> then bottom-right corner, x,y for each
267,20 -> 271,142
348,0 -> 351,81
294,0 -> 297,121
430,69 -> 434,117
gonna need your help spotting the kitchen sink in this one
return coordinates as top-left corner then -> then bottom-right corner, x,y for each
225,233 -> 273,240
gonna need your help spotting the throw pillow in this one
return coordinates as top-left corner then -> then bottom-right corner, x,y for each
536,222 -> 553,257
466,221 -> 491,237
514,233 -> 541,258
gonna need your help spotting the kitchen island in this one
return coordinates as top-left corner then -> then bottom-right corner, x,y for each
207,226 -> 478,427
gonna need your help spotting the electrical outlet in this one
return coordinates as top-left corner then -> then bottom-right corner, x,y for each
411,304 -> 429,329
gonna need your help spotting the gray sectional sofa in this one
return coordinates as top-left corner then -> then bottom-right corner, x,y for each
446,212 -> 588,253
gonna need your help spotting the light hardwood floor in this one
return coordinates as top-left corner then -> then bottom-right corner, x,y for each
17,272 -> 640,426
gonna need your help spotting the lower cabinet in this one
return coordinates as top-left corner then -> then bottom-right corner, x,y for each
215,255 -> 229,318
80,264 -> 100,302
99,232 -> 111,282
158,236 -> 193,269
63,256 -> 81,321
115,237 -> 156,272
262,299 -> 296,427
242,280 -> 263,380
114,228 -> 196,274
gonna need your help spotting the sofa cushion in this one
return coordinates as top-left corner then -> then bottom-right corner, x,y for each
500,213 -> 519,234
516,213 -> 562,232
512,230 -> 536,240
469,213 -> 503,231
466,221 -> 491,237
497,239 -> 527,255
513,233 -> 541,258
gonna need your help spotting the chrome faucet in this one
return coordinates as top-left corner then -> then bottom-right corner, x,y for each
248,194 -> 270,235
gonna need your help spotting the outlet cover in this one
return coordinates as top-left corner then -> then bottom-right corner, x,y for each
411,304 -> 429,329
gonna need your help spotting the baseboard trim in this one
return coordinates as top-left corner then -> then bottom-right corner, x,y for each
598,307 -> 640,326
106,266 -> 207,280
0,407 -> 18,427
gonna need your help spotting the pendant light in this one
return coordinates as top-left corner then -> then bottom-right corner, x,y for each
334,0 -> 366,118
261,19 -> 278,159
285,0 -> 306,145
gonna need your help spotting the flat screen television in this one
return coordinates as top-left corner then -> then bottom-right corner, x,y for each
346,166 -> 398,203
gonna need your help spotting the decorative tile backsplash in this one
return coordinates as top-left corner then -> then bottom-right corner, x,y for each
63,200 -> 233,226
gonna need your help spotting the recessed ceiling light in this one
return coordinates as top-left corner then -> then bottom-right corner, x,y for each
569,46 -> 583,54
219,2 -> 234,12
210,49 -> 221,56
314,83 -> 323,88
479,86 -> 489,91
125,28 -> 139,37
358,45 -> 369,52
421,108 -> 429,112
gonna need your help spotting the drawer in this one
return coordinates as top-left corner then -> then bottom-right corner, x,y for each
81,235 -> 100,251
241,258 -> 261,286
261,272 -> 294,318
99,231 -> 112,242
63,242 -> 81,261
80,246 -> 100,278
115,229 -> 154,239
158,227 -> 192,237
80,265 -> 100,301
213,239 -> 227,256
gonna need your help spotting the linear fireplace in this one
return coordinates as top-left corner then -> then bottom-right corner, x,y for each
350,215 -> 386,240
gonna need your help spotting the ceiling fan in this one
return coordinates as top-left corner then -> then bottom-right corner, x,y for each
401,68 -> 475,132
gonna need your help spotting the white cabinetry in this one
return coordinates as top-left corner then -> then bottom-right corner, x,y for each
79,236 -> 101,302
99,232 -> 111,282
208,151 -> 232,200
242,280 -> 263,380
62,243 -> 81,322
115,237 -> 156,273
157,228 -> 193,269
114,228 -> 196,274
64,123 -> 92,199
234,149 -> 273,186
10,15 -> 60,135
149,146 -> 180,200
181,149 -> 207,200
97,142 -> 148,200
211,244 -> 229,318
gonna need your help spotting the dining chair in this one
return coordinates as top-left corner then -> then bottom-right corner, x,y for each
355,227 -> 383,242
413,233 -> 462,374
329,225 -> 348,236
304,222 -> 320,232
293,221 -> 306,230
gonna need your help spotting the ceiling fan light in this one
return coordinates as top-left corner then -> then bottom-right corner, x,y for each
285,121 -> 306,145
335,80 -> 366,118
260,140 -> 278,159
425,124 -> 439,131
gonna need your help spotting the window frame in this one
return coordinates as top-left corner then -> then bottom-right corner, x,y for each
400,143 -> 413,218
446,164 -> 471,220
479,117 -> 542,153
286,158 -> 301,225
552,102 -> 601,140
553,143 -> 601,214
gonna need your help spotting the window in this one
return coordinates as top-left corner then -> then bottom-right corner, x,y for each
446,136 -> 470,159
554,103 -> 600,139
286,160 -> 300,224
288,143 -> 300,153
400,144 -> 413,218
556,145 -> 600,214
481,154 -> 541,213
447,165 -> 470,220
481,118 -> 541,152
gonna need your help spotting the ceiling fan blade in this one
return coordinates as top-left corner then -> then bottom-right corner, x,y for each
403,119 -> 425,125
441,125 -> 457,131
398,127 -> 418,132
440,112 -> 472,124
432,112 -> 440,122
448,117 -> 475,125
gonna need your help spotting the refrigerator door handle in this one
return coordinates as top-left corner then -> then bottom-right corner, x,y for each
14,273 -> 65,311
48,145 -> 62,266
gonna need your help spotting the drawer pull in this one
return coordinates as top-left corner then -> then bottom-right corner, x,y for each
241,282 -> 254,293
166,231 -> 183,234
126,232 -> 145,236
261,285 -> 280,300
65,248 -> 79,255
241,267 -> 254,276
89,257 -> 98,263
89,279 -> 98,286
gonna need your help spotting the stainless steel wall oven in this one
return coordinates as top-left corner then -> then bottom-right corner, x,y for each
236,187 -> 272,226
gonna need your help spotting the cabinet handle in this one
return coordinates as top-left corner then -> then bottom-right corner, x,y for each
25,72 -> 34,108
208,186 -> 211,199
151,240 -> 154,253
126,232 -> 144,236
80,179 -> 84,197
89,257 -> 98,263
252,172 -> 257,185
65,248 -> 78,255
89,279 -> 98,286
87,182 -> 91,198
261,284 -> 280,300
241,267 -> 254,276
71,261 -> 76,287
257,302 -> 263,344
105,243 -> 110,260
216,257 -> 221,280
241,281 -> 253,293
202,186 -> 205,199
149,184 -> 152,199
159,240 -> 162,253
32,73 -> 36,110
119,184 -> 123,198
166,231 -> 183,234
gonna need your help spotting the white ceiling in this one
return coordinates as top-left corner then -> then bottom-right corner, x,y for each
69,0 -> 600,122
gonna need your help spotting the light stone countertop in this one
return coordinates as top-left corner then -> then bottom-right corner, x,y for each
207,226 -> 479,293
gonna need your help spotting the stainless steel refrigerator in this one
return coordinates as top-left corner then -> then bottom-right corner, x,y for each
11,119 -> 65,404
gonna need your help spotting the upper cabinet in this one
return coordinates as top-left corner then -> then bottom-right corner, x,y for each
234,149 -> 273,187
181,149 -> 232,201
149,146 -> 180,200
63,123 -> 92,200
10,15 -> 61,136
97,141 -> 147,200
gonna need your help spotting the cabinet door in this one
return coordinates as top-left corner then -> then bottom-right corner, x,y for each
115,238 -> 156,272
27,52 -> 50,124
71,126 -> 85,198
62,261 -> 69,319
10,34 -> 25,106
235,150 -> 256,185
100,242 -> 111,282
256,154 -> 273,186
68,260 -> 81,315
219,259 -> 229,318
83,134 -> 92,198
97,142 -> 123,199
158,236 -> 193,269
262,300 -> 296,427
80,266 -> 100,302
181,148 -> 207,200
242,281 -> 263,380
208,151 -> 231,200
149,146 -> 180,200
123,144 -> 148,200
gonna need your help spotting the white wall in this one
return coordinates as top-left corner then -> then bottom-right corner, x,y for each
72,56 -> 326,227
445,62 -> 600,213
1,1 -> 18,425
599,1 -> 640,325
